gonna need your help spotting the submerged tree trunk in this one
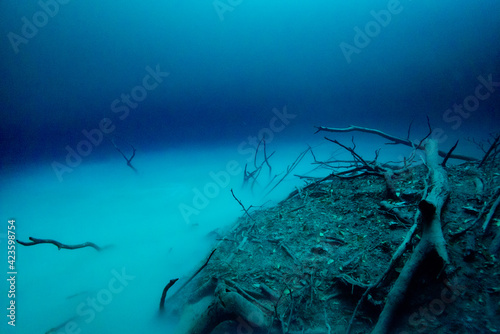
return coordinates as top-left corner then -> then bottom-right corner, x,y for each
372,139 -> 450,334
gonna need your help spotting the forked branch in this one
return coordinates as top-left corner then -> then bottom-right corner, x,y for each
112,138 -> 138,172
315,125 -> 476,162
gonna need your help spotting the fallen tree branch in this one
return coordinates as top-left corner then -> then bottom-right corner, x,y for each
265,147 -> 311,197
441,140 -> 459,167
45,316 -> 79,334
256,137 -> 274,176
17,237 -> 105,251
372,139 -> 450,334
231,189 -> 256,223
112,138 -> 138,172
159,278 -> 179,311
315,125 -> 476,162
324,137 -> 370,167
324,138 -> 402,201
482,187 -> 500,233
346,212 -> 419,334
243,137 -> 275,189
186,282 -> 273,334
490,229 -> 500,255
479,134 -> 500,167
168,248 -> 217,301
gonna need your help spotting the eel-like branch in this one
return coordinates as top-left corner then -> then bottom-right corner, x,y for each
17,237 -> 104,251
159,278 -> 179,311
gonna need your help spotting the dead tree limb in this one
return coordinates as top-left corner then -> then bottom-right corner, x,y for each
372,139 -> 450,334
315,125 -> 477,162
490,230 -> 500,255
324,137 -> 371,167
479,134 -> 500,167
255,137 -> 274,175
263,138 -> 273,175
243,163 -> 260,188
186,282 -> 273,334
243,138 -> 275,189
347,216 -> 419,334
482,187 -> 500,233
45,316 -> 79,334
264,147 -> 311,197
159,278 -> 179,311
231,189 -> 256,222
441,140 -> 459,167
349,167 -> 433,334
17,237 -> 104,251
325,138 -> 401,200
111,138 -> 138,172
168,248 -> 217,301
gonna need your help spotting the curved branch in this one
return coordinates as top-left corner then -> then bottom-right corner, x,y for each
17,237 -> 104,251
315,125 -> 477,162
159,278 -> 179,311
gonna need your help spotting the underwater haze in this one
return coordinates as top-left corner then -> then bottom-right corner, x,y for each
1,0 -> 499,333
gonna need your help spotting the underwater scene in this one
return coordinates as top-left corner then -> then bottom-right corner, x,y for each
1,1 -> 500,333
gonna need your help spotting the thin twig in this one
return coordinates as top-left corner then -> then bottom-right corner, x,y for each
112,138 -> 138,172
482,187 -> 500,233
265,147 -> 311,196
441,140 -> 459,167
231,189 -> 256,222
479,135 -> 500,167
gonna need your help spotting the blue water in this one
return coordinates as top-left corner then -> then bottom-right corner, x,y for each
1,1 -> 499,333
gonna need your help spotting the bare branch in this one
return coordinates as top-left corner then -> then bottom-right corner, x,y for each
265,147 -> 311,196
441,140 -> 459,167
315,125 -> 476,162
112,138 -> 138,172
167,248 -> 217,302
231,189 -> 256,222
479,134 -> 500,167
159,278 -> 179,311
17,237 -> 106,251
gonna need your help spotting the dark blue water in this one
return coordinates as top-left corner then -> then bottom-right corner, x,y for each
1,1 -> 499,333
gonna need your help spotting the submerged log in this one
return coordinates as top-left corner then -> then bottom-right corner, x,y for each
187,282 -> 272,334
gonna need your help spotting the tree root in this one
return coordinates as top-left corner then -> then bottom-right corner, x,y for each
186,282 -> 273,334
371,139 -> 450,334
347,207 -> 420,334
482,186 -> 500,233
167,248 -> 217,302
